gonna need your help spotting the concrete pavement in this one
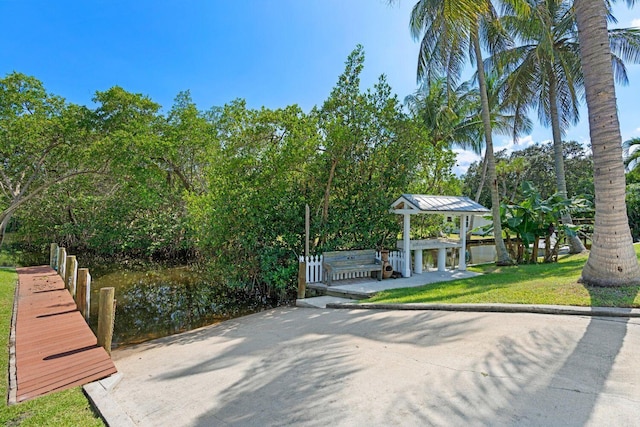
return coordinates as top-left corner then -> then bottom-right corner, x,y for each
86,306 -> 640,426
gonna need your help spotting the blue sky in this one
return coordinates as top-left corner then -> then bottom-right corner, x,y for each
2,0 -> 639,174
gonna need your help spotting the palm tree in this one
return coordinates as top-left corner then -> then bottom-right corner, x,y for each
406,74 -> 531,203
574,0 -> 640,286
407,0 -> 515,264
623,137 -> 640,178
405,78 -> 484,154
495,0 -> 640,254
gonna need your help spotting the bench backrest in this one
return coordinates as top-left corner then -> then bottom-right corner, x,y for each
323,249 -> 377,264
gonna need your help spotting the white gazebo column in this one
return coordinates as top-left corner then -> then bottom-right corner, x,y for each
414,249 -> 423,274
437,248 -> 446,272
403,213 -> 411,278
459,214 -> 467,271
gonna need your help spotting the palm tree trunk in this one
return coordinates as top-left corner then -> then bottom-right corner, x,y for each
574,0 -> 640,286
465,149 -> 490,253
472,23 -> 512,265
474,149 -> 489,203
548,76 -> 586,254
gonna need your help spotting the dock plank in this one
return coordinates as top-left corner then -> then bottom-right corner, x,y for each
13,266 -> 117,403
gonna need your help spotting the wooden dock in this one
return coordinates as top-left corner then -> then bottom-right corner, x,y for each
12,265 -> 117,403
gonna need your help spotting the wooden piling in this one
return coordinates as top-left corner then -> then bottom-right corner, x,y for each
297,261 -> 306,299
97,287 -> 116,356
57,247 -> 66,279
49,243 -> 58,269
65,255 -> 78,297
77,268 -> 91,320
297,204 -> 310,299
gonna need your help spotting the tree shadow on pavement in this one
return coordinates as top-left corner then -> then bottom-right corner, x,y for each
109,287 -> 640,426
110,307 -> 484,426
406,286 -> 640,426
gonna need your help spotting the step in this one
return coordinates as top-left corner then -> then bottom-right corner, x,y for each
296,296 -> 354,308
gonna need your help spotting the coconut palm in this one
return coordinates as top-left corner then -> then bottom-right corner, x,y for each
405,78 -> 484,154
406,0 -> 515,264
494,0 -> 640,254
574,0 -> 640,286
406,74 -> 531,203
623,137 -> 640,176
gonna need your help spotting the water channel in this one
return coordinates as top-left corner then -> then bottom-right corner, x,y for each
18,242 -> 496,349
84,246 -> 497,347
86,266 -> 265,348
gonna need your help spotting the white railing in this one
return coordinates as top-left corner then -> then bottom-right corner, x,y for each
299,250 -> 405,284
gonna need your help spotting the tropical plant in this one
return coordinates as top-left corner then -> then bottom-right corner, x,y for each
495,0 -> 640,254
465,141 -> 594,207
626,183 -> 640,241
405,78 -> 483,154
404,0 -> 515,265
497,181 -> 589,263
573,0 -> 640,286
406,73 -> 532,203
623,137 -> 640,183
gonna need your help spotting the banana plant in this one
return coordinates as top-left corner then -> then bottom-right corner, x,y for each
479,181 -> 591,263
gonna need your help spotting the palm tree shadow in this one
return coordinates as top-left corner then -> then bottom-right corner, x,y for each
407,285 -> 640,425
509,282 -> 639,424
513,289 -> 637,425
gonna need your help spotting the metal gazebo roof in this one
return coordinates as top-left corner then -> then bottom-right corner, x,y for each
390,194 -> 490,216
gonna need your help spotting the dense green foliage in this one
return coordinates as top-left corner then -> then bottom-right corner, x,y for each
496,181 -> 590,263
2,47 -> 459,303
463,140 -> 594,207
188,47 -> 458,300
627,183 -> 640,242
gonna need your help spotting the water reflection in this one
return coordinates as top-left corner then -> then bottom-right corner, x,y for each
88,267 -> 262,347
468,245 -> 497,265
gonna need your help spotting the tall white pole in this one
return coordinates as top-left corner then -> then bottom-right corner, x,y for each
459,214 -> 467,271
403,213 -> 411,277
305,204 -> 310,258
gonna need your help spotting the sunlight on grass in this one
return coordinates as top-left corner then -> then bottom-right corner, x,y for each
0,269 -> 104,427
367,245 -> 640,307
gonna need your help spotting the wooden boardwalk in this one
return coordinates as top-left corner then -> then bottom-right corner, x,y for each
12,265 -> 117,403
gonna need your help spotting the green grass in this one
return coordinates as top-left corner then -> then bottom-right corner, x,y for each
0,268 -> 104,427
367,244 -> 640,308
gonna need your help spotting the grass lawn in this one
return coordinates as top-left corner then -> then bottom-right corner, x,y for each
367,244 -> 640,308
0,268 -> 104,427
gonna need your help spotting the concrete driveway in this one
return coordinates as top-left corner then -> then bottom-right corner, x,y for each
88,307 -> 640,426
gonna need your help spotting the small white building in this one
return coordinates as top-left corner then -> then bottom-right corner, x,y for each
390,194 -> 491,278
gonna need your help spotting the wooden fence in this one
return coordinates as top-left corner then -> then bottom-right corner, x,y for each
299,250 -> 405,284
49,243 -> 115,355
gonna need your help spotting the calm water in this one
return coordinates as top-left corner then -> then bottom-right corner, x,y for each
419,245 -> 497,269
468,245 -> 497,264
87,266 -> 263,347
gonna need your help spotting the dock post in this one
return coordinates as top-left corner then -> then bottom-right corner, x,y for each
77,268 -> 91,320
49,243 -> 58,269
298,203 -> 310,299
98,287 -> 116,356
65,255 -> 78,297
297,259 -> 306,299
57,247 -> 67,279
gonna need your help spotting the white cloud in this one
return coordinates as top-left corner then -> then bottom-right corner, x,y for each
452,148 -> 482,176
632,18 -> 640,27
495,135 -> 539,155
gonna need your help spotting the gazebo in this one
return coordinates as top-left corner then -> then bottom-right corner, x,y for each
390,194 -> 491,278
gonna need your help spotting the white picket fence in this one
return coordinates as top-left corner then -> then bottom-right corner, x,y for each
299,251 -> 405,284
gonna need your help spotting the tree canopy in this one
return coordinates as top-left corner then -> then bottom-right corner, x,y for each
3,47 -> 459,302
